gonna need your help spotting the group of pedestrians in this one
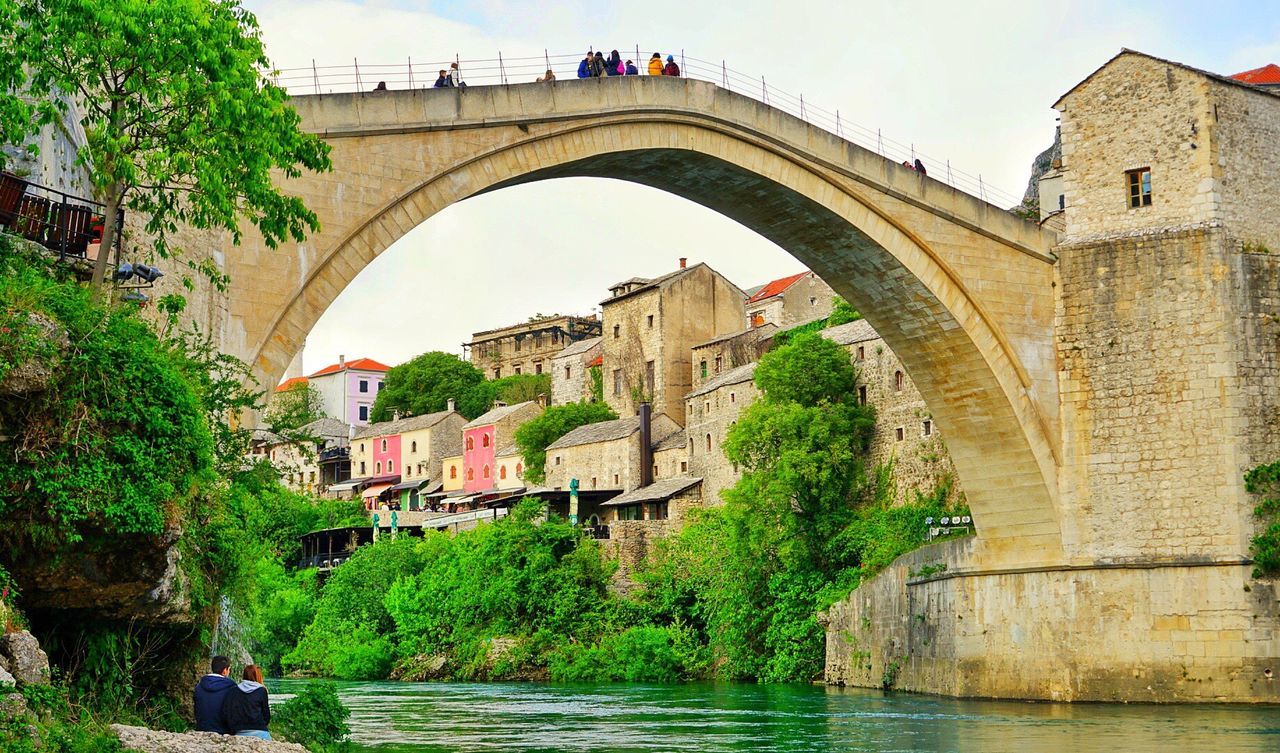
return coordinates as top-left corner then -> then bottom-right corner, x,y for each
577,50 -> 679,78
433,62 -> 466,88
193,656 -> 273,740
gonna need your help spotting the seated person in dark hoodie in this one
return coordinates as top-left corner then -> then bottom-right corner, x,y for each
220,664 -> 273,740
193,656 -> 237,733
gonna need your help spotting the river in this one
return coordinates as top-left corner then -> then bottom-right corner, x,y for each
269,679 -> 1279,752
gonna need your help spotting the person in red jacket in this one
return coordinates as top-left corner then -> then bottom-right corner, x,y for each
663,55 -> 680,77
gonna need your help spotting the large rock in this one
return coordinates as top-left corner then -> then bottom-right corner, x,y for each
0,665 -> 14,689
111,725 -> 310,753
0,311 -> 69,395
0,631 -> 50,686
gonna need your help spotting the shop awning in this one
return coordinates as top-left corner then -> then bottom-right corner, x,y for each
361,483 -> 395,500
328,477 -> 371,494
388,479 -> 427,493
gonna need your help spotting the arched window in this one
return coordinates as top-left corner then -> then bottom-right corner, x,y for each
380,439 -> 387,452
705,433 -> 712,452
894,371 -> 904,392
450,466 -> 457,479
466,468 -> 474,481
483,465 -> 491,479
411,440 -> 417,453
387,460 -> 394,473
516,463 -> 523,477
500,466 -> 507,480
483,434 -> 491,448
376,461 -> 382,474
466,436 -> 474,451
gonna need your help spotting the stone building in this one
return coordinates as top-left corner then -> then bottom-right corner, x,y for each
602,260 -> 745,423
684,363 -> 758,505
689,323 -> 775,390
820,320 -> 957,505
744,271 -> 835,328
550,336 -> 603,405
543,411 -> 689,523
349,408 -> 465,492
466,314 -> 601,380
258,417 -> 352,497
301,356 -> 391,426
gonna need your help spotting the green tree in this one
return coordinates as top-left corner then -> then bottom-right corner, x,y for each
826,296 -> 862,327
513,402 -> 618,484
490,373 -> 551,406
1244,460 -> 1280,577
2,0 -> 332,289
264,381 -> 328,434
370,351 -> 490,421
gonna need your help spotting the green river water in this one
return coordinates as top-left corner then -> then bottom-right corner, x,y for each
269,679 -> 1279,752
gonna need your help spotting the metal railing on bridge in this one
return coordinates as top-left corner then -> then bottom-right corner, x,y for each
268,50 -> 1022,208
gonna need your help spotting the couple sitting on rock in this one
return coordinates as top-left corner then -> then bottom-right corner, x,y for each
193,656 -> 272,740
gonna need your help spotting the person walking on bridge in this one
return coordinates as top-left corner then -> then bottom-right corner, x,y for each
648,52 -> 664,76
663,55 -> 680,77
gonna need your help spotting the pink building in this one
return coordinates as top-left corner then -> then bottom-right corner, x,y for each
299,356 -> 391,426
460,401 -> 544,494
370,434 -> 401,478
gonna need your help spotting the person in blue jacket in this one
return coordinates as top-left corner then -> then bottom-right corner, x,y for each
625,60 -> 639,75
193,656 -> 237,734
577,53 -> 592,79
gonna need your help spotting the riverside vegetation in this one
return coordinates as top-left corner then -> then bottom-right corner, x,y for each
267,332 -> 966,685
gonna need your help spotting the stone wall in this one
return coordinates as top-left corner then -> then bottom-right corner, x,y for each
468,315 -> 600,380
825,538 -> 1280,702
1210,79 -> 1280,250
550,338 -> 602,405
685,372 -> 759,506
545,435 -> 638,493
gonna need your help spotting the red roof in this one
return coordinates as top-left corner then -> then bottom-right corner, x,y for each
747,272 -> 808,304
1231,64 -> 1280,86
275,376 -> 309,392
309,357 -> 392,377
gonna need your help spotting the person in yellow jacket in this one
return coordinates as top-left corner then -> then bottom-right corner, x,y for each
648,53 -> 664,76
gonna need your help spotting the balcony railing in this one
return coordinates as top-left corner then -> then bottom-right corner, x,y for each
318,446 -> 350,463
296,553 -> 352,570
0,171 -> 124,262
584,524 -> 610,540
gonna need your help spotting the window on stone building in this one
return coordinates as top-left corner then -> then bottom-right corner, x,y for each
359,379 -> 369,393
387,459 -> 394,473
466,437 -> 474,451
360,461 -> 366,474
552,331 -> 560,344
411,441 -> 417,453
923,420 -> 933,437
565,365 -> 572,380
376,461 -> 382,474
645,361 -> 655,394
591,476 -> 597,489
514,365 -> 522,375
376,381 -> 382,391
895,427 -> 904,442
704,401 -> 710,415
500,465 -> 507,480
516,463 -> 523,477
483,434 -> 491,448
651,501 -> 669,520
730,392 -> 735,404
858,385 -> 868,406
535,363 -> 543,375
1127,168 -> 1152,208
450,466 -> 457,479
309,471 -> 316,482
714,356 -> 722,373
700,360 -> 707,379
613,473 -> 620,486
705,433 -> 712,452
613,369 -> 622,396
493,368 -> 501,379
894,371 -> 904,392
680,460 -> 688,473
857,346 -> 865,360
483,465 -> 490,479
534,334 -> 541,348
515,337 -> 522,352
467,468 -> 474,481
647,314 -> 654,328
620,505 -> 643,521
555,456 -> 561,466
613,324 -> 620,338
359,405 -> 368,421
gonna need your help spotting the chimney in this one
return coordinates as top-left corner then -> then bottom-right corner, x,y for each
338,354 -> 346,369
447,398 -> 456,413
638,402 -> 653,488
678,257 -> 687,269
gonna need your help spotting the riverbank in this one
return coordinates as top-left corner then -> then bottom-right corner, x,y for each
268,678 -> 1280,753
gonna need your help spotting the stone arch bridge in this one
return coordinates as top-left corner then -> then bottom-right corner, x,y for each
224,76 -> 1062,566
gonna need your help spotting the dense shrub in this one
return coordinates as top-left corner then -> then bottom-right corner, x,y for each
272,681 -> 351,753
513,402 -> 618,483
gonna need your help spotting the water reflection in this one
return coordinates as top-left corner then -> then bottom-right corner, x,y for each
270,679 -> 1279,753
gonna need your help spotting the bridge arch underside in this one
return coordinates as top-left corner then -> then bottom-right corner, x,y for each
257,121 -> 1062,564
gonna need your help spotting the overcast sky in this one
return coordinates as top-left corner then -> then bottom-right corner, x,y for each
241,0 -> 1279,376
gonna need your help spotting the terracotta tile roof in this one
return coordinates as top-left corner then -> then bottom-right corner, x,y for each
275,376 -> 309,392
747,272 -> 808,304
309,357 -> 392,378
1232,63 -> 1280,86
